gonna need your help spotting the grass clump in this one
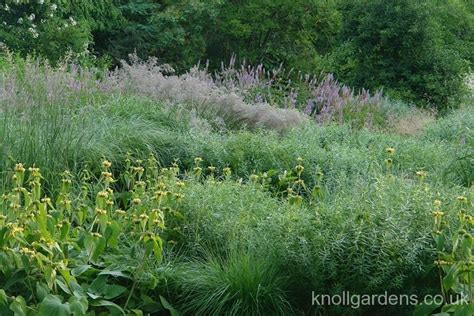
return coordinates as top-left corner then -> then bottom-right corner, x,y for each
168,251 -> 292,316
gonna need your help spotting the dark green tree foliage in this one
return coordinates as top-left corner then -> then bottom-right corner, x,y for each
336,0 -> 473,110
205,0 -> 341,71
93,1 -> 218,70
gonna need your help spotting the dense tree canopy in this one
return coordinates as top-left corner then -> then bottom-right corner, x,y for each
0,0 -> 473,109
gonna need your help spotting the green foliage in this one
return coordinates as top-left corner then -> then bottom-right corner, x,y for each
335,0 -> 473,110
169,251 -> 292,315
205,0 -> 341,71
0,0 -> 113,63
93,0 -> 218,70
0,55 -> 473,314
419,195 -> 474,315
0,157 -> 185,314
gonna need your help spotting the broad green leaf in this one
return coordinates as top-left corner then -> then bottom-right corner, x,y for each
104,221 -> 121,248
36,283 -> 50,302
90,300 -> 125,315
88,275 -> 127,300
0,290 -> 12,316
453,304 -> 474,316
0,289 -> 8,307
9,296 -> 27,316
71,265 -> 92,277
442,263 -> 460,292
413,302 -> 441,316
160,296 -> 180,316
38,295 -> 71,316
69,296 -> 88,316
98,270 -> 131,279
92,236 -> 106,261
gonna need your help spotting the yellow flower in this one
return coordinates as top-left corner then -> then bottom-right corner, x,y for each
295,165 -> 304,174
456,196 -> 467,204
102,160 -> 112,169
385,147 -> 396,155
95,208 -> 107,215
207,165 -> 216,173
295,179 -> 305,186
416,171 -> 427,178
115,209 -> 126,215
249,174 -> 259,182
132,198 -> 142,205
223,167 -> 232,177
15,163 -> 25,173
10,225 -> 24,236
434,199 -> 442,207
97,190 -> 109,198
132,166 -> 144,173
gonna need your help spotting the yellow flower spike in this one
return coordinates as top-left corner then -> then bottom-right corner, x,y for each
384,158 -> 393,166
115,209 -> 126,216
416,171 -> 427,178
385,147 -> 396,155
132,166 -> 145,174
295,165 -> 304,175
295,179 -> 305,186
132,198 -> 141,205
15,163 -> 26,173
9,203 -> 20,210
95,208 -> 107,215
97,191 -> 109,198
223,167 -> 232,177
207,165 -> 216,173
456,196 -> 467,204
296,157 -> 304,163
194,157 -> 203,165
10,225 -> 24,236
434,200 -> 442,208
176,181 -> 185,188
193,167 -> 202,176
174,193 -> 184,201
102,160 -> 112,169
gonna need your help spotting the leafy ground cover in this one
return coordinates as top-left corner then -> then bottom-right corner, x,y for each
0,55 -> 472,315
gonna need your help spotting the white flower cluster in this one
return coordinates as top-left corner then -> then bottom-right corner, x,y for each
69,17 -> 77,26
28,27 -> 39,38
